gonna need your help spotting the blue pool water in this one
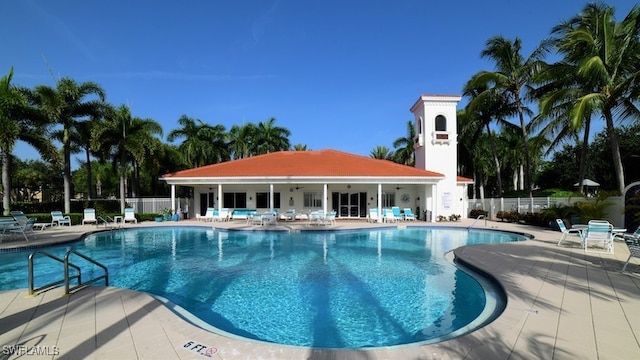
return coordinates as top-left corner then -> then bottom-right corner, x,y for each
0,226 -> 525,348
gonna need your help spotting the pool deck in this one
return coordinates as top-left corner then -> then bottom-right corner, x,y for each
1,219 -> 639,359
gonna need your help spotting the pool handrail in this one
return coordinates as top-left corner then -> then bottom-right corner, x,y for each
468,214 -> 486,230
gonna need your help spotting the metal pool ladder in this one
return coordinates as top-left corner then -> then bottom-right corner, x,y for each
28,250 -> 109,296
467,214 -> 486,230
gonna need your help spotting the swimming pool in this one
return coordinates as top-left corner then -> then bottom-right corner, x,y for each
0,226 -> 526,348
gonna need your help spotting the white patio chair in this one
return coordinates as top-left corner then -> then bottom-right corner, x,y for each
556,219 -> 584,247
368,208 -> 379,223
124,208 -> 138,223
584,220 -> 614,254
51,211 -> 71,227
82,208 -> 98,225
9,217 -> 37,241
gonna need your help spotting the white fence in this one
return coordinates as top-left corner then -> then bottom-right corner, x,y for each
467,196 -> 625,227
125,197 -> 190,216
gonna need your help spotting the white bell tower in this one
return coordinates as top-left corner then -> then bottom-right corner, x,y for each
411,94 -> 462,218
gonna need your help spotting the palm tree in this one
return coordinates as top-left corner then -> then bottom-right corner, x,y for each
0,68 -> 58,215
255,117 -> 291,154
470,36 -> 545,197
167,115 -> 229,167
370,145 -> 394,160
93,105 -> 163,212
392,121 -> 415,166
546,2 -> 640,194
34,77 -> 105,213
292,143 -> 309,151
531,62 -> 591,193
228,123 -> 258,159
462,76 -> 519,196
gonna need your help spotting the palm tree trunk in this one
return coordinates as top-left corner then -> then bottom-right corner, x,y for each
577,119 -> 591,194
85,147 -> 92,200
119,155 -> 127,213
485,123 -> 503,196
2,151 -> 11,215
63,139 -> 72,214
604,109 -> 626,193
517,108 -> 533,197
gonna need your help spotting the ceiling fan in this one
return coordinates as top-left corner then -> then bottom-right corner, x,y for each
290,185 -> 304,192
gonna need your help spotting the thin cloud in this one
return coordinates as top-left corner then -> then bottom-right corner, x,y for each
25,0 -> 97,63
252,0 -> 281,43
84,71 -> 277,81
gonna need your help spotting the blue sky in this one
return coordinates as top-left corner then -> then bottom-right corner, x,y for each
3,0 -> 635,169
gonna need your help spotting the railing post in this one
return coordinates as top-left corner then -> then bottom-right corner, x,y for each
28,253 -> 35,296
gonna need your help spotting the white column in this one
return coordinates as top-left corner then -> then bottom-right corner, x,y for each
431,183 -> 438,221
170,185 -> 176,213
377,183 -> 382,223
270,183 -> 274,213
218,184 -> 222,210
323,184 -> 328,214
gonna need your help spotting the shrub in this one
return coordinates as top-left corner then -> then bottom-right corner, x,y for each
469,209 -> 488,218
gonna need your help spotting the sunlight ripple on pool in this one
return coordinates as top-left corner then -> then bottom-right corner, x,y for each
0,226 -> 525,348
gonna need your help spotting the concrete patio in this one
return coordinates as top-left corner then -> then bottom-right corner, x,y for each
0,219 -> 639,359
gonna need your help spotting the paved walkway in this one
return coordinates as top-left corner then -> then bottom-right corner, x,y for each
0,219 -> 639,359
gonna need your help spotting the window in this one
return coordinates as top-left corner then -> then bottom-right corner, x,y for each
303,192 -> 323,208
223,192 -> 247,208
435,115 -> 447,131
256,192 -> 281,209
382,192 -> 396,207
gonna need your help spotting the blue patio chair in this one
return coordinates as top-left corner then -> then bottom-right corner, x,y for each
51,211 -> 71,227
392,206 -> 403,221
403,208 -> 417,221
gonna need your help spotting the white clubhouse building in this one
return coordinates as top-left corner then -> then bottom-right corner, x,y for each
161,94 -> 472,221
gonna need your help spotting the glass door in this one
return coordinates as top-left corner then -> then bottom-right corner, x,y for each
333,192 -> 367,218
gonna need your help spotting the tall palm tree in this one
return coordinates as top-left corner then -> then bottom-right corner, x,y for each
547,2 -> 640,194
470,36 -> 546,197
292,143 -> 309,151
463,76 -> 519,196
0,68 -> 57,215
93,105 -> 163,212
228,123 -> 258,159
34,77 -> 105,213
392,121 -> 415,166
531,59 -> 591,193
370,145 -> 394,160
167,115 -> 229,167
255,117 -> 291,154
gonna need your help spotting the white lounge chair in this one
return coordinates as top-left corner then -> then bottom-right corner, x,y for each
282,209 -> 296,221
556,219 -> 583,247
584,220 -> 614,254
383,208 -> 397,223
323,211 -> 336,226
10,211 -> 29,226
368,208 -> 379,223
214,208 -> 230,222
8,217 -> 37,241
198,208 -> 215,222
82,208 -> 98,225
124,208 -> 138,223
307,210 -> 325,225
51,211 -> 71,227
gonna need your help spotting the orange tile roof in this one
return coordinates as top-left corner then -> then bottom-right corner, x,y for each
162,149 -> 445,178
